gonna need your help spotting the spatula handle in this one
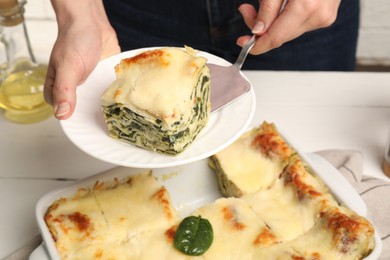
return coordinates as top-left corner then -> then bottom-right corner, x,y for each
233,0 -> 287,70
233,35 -> 256,70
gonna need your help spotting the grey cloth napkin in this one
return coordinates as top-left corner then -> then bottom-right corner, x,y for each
4,150 -> 389,260
3,234 -> 42,260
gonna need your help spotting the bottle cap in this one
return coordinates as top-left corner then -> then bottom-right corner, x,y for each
0,0 -> 24,26
0,0 -> 18,10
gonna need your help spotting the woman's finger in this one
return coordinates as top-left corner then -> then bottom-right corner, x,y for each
249,0 -> 340,55
253,0 -> 286,34
50,55 -> 85,120
238,3 -> 258,29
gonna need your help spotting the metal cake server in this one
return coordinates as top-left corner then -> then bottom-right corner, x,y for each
208,35 -> 256,112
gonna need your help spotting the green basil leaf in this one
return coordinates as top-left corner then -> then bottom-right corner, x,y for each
173,215 -> 213,256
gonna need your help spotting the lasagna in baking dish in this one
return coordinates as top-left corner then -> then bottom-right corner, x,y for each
101,46 -> 210,156
207,121 -> 375,259
45,122 -> 375,259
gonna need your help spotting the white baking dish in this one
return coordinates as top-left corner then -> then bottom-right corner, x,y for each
32,153 -> 382,260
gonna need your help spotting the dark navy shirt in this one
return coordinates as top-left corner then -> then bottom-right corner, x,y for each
103,0 -> 359,71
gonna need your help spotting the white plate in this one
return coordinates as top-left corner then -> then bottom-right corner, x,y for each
60,48 -> 256,168
32,153 -> 382,260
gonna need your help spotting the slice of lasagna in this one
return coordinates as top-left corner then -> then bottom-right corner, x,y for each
45,172 -> 182,260
101,47 -> 210,156
208,122 -> 296,197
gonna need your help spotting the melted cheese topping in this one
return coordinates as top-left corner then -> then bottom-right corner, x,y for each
215,130 -> 283,194
243,179 -> 319,241
101,47 -> 207,126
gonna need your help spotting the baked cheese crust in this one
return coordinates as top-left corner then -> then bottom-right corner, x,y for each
101,46 -> 210,156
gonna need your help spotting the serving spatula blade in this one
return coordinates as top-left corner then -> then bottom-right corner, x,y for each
209,36 -> 256,112
208,64 -> 251,112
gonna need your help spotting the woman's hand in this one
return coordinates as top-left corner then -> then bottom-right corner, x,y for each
44,0 -> 120,120
237,0 -> 341,54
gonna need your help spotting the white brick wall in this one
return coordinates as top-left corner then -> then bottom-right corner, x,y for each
358,0 -> 390,66
23,0 -> 390,67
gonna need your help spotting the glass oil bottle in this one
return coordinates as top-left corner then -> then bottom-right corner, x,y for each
0,0 -> 52,123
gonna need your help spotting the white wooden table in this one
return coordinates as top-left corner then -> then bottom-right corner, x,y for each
1,70 -> 389,258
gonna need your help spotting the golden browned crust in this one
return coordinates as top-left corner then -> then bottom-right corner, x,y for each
250,122 -> 295,161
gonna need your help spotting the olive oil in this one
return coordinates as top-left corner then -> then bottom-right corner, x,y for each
0,0 -> 52,123
0,60 -> 52,123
